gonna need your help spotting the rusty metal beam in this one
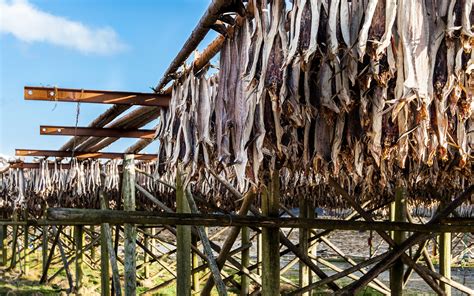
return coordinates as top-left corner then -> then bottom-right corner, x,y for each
25,87 -> 170,107
15,149 -> 157,160
40,126 -> 155,139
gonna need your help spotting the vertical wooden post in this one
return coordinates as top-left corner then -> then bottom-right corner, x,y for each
0,225 -> 6,266
75,225 -> 84,294
100,191 -> 111,296
439,200 -> 452,296
90,225 -> 96,263
176,169 -> 191,296
23,221 -> 29,275
299,197 -> 310,295
42,225 -> 48,271
261,170 -> 280,296
192,236 -> 200,293
240,226 -> 250,296
144,228 -> 150,279
257,231 -> 262,276
390,186 -> 406,296
122,154 -> 137,296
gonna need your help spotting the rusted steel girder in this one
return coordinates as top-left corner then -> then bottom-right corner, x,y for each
40,125 -> 155,139
15,149 -> 157,160
25,86 -> 170,107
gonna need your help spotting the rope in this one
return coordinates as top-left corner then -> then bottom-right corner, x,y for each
71,89 -> 83,158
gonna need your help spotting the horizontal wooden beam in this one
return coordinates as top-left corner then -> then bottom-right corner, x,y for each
25,86 -> 170,107
40,125 -> 155,139
15,149 -> 157,160
46,208 -> 474,233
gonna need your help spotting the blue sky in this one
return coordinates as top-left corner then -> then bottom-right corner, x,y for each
0,0 -> 217,158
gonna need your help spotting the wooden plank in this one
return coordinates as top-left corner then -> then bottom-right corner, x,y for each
40,125 -> 155,139
15,149 -> 157,160
122,154 -> 137,296
25,86 -> 170,107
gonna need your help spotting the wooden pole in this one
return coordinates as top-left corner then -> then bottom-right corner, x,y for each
144,229 -> 151,279
390,186 -> 406,296
439,201 -> 452,296
42,225 -> 48,272
261,170 -> 280,295
0,225 -> 6,266
75,225 -> 84,295
241,226 -> 250,296
191,236 -> 200,293
100,223 -> 110,296
299,197 -> 310,296
122,154 -> 137,296
176,169 -> 191,296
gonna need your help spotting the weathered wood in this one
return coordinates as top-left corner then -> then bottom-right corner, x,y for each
176,170 -> 192,296
100,188 -> 121,296
42,225 -> 48,271
0,226 -> 6,266
40,227 -> 59,283
240,226 -> 250,296
390,187 -> 406,296
185,189 -> 227,296
335,184 -> 474,295
155,0 -> 232,91
122,154 -> 137,296
192,236 -> 199,293
329,178 -> 445,295
75,225 -> 84,294
439,201 -> 452,296
262,171 -> 281,296
201,189 -> 256,295
100,223 -> 110,296
23,224 -> 29,275
54,226 -> 74,293
287,253 -> 388,296
299,197 -> 310,296
144,228 -> 151,279
46,209 -> 474,233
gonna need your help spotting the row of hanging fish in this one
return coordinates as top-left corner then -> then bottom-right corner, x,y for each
155,0 -> 473,204
0,160 -> 174,216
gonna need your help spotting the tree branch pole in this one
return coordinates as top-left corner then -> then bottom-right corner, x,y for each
122,154 -> 137,296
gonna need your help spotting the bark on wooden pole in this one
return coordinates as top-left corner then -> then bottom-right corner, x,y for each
176,169 -> 191,296
75,225 -> 84,294
390,186 -> 406,296
261,170 -> 280,295
122,154 -> 137,295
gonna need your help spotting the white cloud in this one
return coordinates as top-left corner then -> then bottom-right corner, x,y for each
0,0 -> 127,55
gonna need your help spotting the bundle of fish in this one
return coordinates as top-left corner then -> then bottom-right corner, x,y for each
155,0 -> 473,208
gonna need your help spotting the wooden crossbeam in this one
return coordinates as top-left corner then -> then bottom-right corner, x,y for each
40,125 -> 155,139
46,208 -> 474,233
15,149 -> 157,160
24,86 -> 170,107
